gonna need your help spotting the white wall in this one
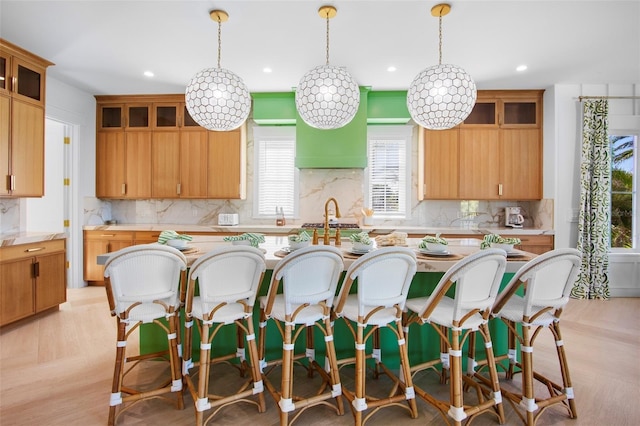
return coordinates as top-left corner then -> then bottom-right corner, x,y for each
24,120 -> 65,232
45,77 -> 96,288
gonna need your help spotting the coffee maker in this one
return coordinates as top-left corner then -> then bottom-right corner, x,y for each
505,206 -> 525,228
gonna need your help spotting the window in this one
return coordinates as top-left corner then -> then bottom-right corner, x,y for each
253,126 -> 298,218
610,133 -> 638,250
365,126 -> 412,218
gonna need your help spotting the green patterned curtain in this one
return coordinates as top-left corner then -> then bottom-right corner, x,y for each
572,100 -> 610,300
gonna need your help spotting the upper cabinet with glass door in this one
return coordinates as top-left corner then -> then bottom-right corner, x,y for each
152,101 -> 202,130
461,90 -> 542,128
0,39 -> 52,108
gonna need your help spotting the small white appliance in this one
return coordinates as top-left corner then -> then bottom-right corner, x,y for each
505,207 -> 525,228
218,213 -> 239,226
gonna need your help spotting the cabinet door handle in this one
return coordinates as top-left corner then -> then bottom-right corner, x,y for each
12,76 -> 17,92
498,184 -> 503,196
121,183 -> 126,195
9,175 -> 16,191
100,234 -> 116,237
25,247 -> 45,252
177,183 -> 181,195
33,261 -> 40,278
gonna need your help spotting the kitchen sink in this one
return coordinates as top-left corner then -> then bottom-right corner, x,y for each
301,222 -> 360,229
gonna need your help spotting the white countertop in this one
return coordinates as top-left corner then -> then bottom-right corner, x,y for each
81,223 -> 554,236
0,224 -> 553,247
0,231 -> 67,247
95,235 -> 536,274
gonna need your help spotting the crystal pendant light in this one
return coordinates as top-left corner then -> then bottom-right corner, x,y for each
295,5 -> 360,130
185,10 -> 251,131
407,3 -> 477,130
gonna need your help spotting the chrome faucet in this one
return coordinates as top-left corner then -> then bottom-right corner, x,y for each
313,197 -> 342,246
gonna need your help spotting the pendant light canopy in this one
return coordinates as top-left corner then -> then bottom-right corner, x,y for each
407,3 -> 476,130
185,10 -> 251,131
295,6 -> 360,130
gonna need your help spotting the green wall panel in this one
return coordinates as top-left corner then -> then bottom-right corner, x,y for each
252,92 -> 296,125
295,87 -> 369,169
367,90 -> 411,124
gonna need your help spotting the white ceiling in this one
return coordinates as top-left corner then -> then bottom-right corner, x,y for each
1,0 -> 638,96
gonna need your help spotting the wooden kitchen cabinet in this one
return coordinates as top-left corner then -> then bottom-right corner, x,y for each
421,90 -> 543,201
422,129 -> 459,199
0,239 -> 66,326
0,39 -> 53,197
83,230 -> 134,284
208,126 -> 246,199
501,234 -> 554,255
95,98 -> 152,198
152,101 -> 208,198
96,94 -> 245,200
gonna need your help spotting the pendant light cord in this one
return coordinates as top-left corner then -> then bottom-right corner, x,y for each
438,14 -> 443,65
217,17 -> 222,68
325,12 -> 330,65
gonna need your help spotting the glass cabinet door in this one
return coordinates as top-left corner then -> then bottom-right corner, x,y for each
503,101 -> 538,125
183,105 -> 200,127
126,105 -> 150,129
0,52 -> 7,94
11,58 -> 45,106
155,105 -> 178,128
99,105 -> 124,129
463,101 -> 497,126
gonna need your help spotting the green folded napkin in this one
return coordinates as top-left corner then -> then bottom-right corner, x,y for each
349,231 -> 372,245
480,233 -> 521,249
288,231 -> 311,243
223,233 -> 265,247
158,230 -> 193,244
420,233 -> 448,245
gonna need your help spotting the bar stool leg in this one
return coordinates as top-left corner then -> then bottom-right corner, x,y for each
520,324 -> 536,426
552,321 -> 577,418
479,322 -> 505,423
396,319 -> 418,418
244,315 -> 266,413
322,314 -> 344,415
279,321 -> 295,426
353,319 -> 366,426
506,320 -> 517,379
440,325 -> 450,384
448,327 -> 465,426
167,310 -> 184,409
195,321 -> 212,426
108,319 -> 127,426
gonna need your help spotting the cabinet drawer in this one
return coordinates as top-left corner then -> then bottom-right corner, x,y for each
1,239 -> 65,262
501,235 -> 553,245
84,231 -> 134,241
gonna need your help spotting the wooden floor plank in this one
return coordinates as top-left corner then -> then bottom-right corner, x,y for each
1,287 -> 639,425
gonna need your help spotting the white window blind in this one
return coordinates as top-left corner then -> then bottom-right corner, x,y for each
366,126 -> 412,218
253,126 -> 298,217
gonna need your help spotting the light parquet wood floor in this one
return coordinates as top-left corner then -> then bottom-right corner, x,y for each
1,287 -> 639,425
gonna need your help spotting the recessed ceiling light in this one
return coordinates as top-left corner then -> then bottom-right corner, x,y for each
387,66 -> 397,72
263,67 -> 272,73
143,71 -> 154,77
516,65 -> 528,72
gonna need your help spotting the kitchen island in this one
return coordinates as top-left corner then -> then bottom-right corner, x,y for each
97,235 -> 533,369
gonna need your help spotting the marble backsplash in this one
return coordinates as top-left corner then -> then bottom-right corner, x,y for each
3,181 -> 553,234
82,183 -> 553,231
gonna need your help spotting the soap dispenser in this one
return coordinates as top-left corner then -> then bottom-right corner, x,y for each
276,207 -> 286,226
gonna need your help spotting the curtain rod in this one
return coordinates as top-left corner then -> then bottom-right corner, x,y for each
579,96 -> 640,101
